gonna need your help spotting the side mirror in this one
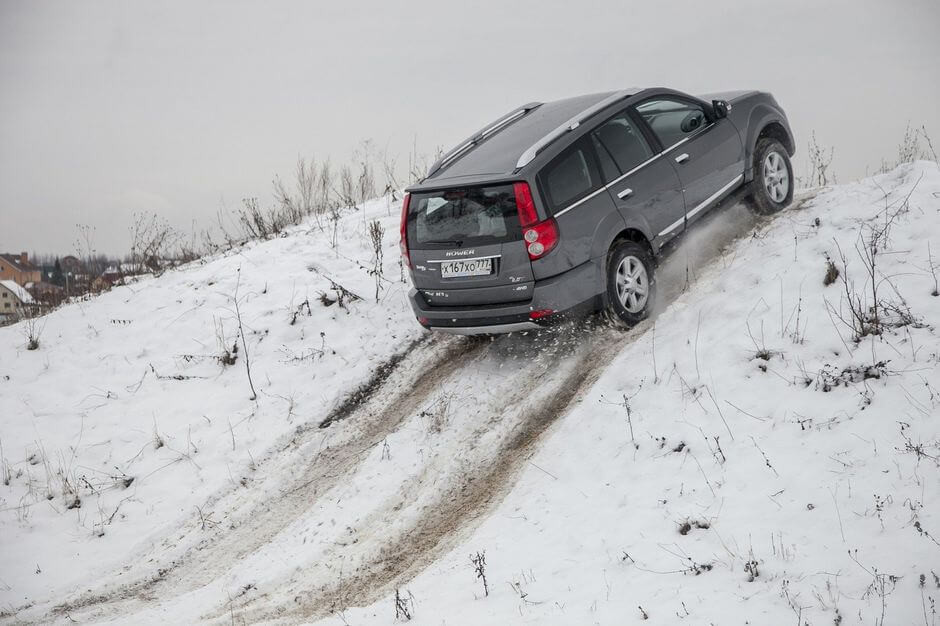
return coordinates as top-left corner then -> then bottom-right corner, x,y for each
712,99 -> 731,119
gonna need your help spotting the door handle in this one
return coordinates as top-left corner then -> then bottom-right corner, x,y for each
675,153 -> 690,164
617,187 -> 633,199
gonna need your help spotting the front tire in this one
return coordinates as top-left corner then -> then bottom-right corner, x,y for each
745,138 -> 793,215
604,241 -> 656,327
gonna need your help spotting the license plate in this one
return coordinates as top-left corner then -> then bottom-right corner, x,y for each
440,257 -> 493,278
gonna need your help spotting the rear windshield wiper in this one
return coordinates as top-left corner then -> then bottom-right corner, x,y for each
423,239 -> 465,246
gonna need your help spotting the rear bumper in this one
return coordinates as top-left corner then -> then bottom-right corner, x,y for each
432,322 -> 542,336
408,257 -> 602,334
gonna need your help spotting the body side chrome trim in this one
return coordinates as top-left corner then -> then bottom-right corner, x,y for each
656,174 -> 744,238
685,174 -> 744,220
555,152 -> 662,218
604,152 -> 661,189
659,135 -> 691,154
553,186 -> 609,218
657,122 -> 715,155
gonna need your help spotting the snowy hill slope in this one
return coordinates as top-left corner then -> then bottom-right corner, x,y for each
2,162 -> 939,625
331,163 -> 940,626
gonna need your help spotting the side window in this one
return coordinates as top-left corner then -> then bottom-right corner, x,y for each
541,140 -> 600,210
635,98 -> 708,149
590,135 -> 620,183
592,114 -> 653,174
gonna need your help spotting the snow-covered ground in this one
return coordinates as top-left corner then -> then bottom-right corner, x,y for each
0,194 -> 421,617
2,163 -> 939,625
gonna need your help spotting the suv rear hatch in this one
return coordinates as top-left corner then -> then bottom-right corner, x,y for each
404,183 -> 536,308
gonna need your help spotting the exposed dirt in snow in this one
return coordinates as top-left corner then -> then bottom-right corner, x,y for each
256,200 -> 789,624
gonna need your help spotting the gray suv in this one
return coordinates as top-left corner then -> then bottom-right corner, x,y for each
400,87 -> 794,334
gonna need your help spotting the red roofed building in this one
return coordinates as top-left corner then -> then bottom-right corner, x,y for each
0,252 -> 41,287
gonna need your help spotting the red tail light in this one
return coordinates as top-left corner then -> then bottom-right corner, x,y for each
514,182 -> 558,261
514,182 -> 538,227
400,193 -> 412,268
523,218 -> 559,260
529,309 -> 555,320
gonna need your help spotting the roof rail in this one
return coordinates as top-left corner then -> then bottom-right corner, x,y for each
515,89 -> 634,170
426,102 -> 543,178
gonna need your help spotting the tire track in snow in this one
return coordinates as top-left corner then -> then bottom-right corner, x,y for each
39,333 -> 488,623
214,199 -> 801,623
229,322 -> 635,624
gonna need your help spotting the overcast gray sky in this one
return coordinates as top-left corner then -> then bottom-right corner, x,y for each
1,0 -> 938,256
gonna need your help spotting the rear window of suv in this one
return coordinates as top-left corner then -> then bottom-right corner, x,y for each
407,184 -> 521,248
539,138 -> 602,212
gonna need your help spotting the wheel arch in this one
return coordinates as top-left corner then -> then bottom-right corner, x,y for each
743,103 -> 795,183
608,227 -> 655,258
756,122 -> 794,156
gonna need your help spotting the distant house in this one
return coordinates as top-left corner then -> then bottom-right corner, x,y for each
0,253 -> 41,286
60,255 -> 88,279
0,279 -> 35,323
27,280 -> 65,305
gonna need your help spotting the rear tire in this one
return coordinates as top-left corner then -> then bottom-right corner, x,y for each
604,241 -> 656,327
744,138 -> 793,215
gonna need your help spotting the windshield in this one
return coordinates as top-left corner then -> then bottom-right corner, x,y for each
407,184 -> 521,247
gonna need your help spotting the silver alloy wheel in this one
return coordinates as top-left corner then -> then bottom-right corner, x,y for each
615,255 -> 649,313
763,151 -> 789,203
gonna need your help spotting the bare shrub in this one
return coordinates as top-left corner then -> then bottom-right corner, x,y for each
214,317 -> 238,366
368,219 -> 385,301
828,177 -> 923,342
823,254 -> 840,286
807,132 -> 834,187
338,165 -> 356,208
23,316 -> 44,350
318,160 -> 333,211
232,269 -> 257,401
237,197 -> 286,240
920,125 -> 939,165
816,361 -> 889,392
273,157 -> 323,227
895,123 -> 922,165
382,149 -> 402,200
0,439 -> 11,486
129,212 -> 180,274
470,551 -> 489,597
357,159 -> 375,206
328,203 -> 342,249
394,589 -> 412,620
928,242 -> 939,297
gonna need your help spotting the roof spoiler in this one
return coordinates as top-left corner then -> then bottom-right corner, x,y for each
426,102 -> 543,178
515,89 -> 635,170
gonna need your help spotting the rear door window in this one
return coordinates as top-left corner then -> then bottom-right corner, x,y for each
592,114 -> 654,174
590,135 -> 620,183
407,184 -> 520,247
540,139 -> 601,211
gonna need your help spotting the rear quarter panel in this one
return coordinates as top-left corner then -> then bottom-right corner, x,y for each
533,191 -> 624,282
